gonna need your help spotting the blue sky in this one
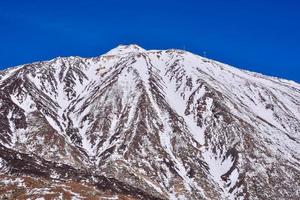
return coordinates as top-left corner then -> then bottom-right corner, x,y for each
1,0 -> 300,82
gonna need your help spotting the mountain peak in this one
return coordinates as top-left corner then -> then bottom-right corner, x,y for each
105,44 -> 146,55
0,46 -> 300,199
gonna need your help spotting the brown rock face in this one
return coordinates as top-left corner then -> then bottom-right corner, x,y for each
0,45 -> 300,199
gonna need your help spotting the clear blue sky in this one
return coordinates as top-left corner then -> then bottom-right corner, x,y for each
1,0 -> 299,82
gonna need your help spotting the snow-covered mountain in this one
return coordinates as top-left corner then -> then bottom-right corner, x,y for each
0,44 -> 299,199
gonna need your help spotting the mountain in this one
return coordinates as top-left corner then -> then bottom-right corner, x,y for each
0,44 -> 299,200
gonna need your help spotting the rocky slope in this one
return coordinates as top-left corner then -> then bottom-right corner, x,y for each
0,45 -> 299,199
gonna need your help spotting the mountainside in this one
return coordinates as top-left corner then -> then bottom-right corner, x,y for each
0,44 -> 299,200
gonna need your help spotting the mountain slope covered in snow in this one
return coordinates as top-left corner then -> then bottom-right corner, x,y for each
0,45 -> 299,199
